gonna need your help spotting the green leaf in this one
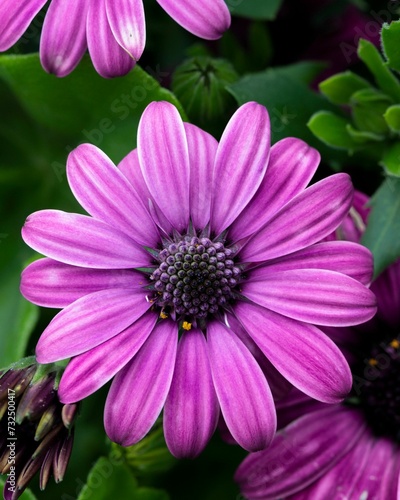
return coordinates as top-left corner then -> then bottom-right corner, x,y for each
307,111 -> 359,150
227,0 -> 284,20
77,457 -> 169,500
357,38 -> 400,101
0,478 -> 36,500
361,177 -> 400,277
384,104 -> 400,132
380,142 -> 400,176
346,124 -> 384,143
319,71 -> 371,105
351,88 -> 391,135
381,20 -> 400,72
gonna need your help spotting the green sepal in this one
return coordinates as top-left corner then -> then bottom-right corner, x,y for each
345,124 -> 384,143
380,142 -> 400,176
384,104 -> 400,132
307,111 -> 359,151
357,38 -> 400,101
381,20 -> 400,72
350,88 -> 391,135
319,71 -> 371,105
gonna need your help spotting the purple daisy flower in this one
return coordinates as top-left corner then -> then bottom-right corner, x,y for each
21,101 -> 376,458
0,0 -> 230,78
236,195 -> 400,499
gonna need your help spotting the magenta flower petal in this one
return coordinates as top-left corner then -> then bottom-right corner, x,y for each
372,260 -> 400,328
0,0 -> 47,51
36,288 -> 150,363
263,240 -> 374,286
40,0 -> 88,77
235,302 -> 352,403
104,321 -> 178,446
59,312 -> 157,403
67,144 -> 159,246
207,321 -> 276,452
240,173 -> 354,262
22,210 -> 149,269
244,268 -> 377,326
235,407 -> 366,499
156,0 -> 230,40
211,102 -> 271,235
20,258 -> 143,308
138,101 -> 190,232
105,0 -> 145,61
229,138 -> 320,242
87,0 -> 135,78
185,123 -> 217,231
163,328 -> 219,458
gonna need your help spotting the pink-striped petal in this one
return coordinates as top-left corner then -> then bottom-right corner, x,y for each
207,321 -> 276,451
371,259 -> 400,328
20,258 -> 144,308
229,138 -> 320,242
235,302 -> 352,403
236,407 -> 366,499
87,0 -> 135,78
105,0 -> 145,61
156,0 -> 230,40
36,288 -> 150,363
118,149 -> 174,234
67,144 -> 159,246
22,210 -> 149,269
211,102 -> 271,235
40,0 -> 88,77
185,123 -> 217,231
242,268 -> 377,326
240,173 -> 354,262
163,328 -> 219,458
260,240 -> 373,286
138,101 -> 190,232
59,311 -> 157,403
104,321 -> 178,446
0,0 -> 47,51
276,388 -> 327,430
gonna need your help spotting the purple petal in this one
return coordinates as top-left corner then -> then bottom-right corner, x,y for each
118,149 -> 174,234
185,123 -> 217,231
235,407 -> 366,499
234,302 -> 352,403
240,173 -> 354,262
0,0 -> 47,51
20,258 -> 144,308
104,320 -> 178,446
87,0 -> 135,78
138,101 -> 190,232
67,144 -> 159,246
156,0 -> 230,40
163,328 -> 219,458
105,0 -> 145,61
371,259 -> 400,328
22,210 -> 149,269
229,138 -> 320,242
207,321 -> 276,452
59,311 -> 157,403
211,102 -> 271,235
261,240 -> 373,286
242,268 -> 377,326
40,0 -> 88,77
36,288 -> 150,363
276,388 -> 327,429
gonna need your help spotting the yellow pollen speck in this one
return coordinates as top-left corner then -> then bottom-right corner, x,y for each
390,339 -> 400,349
368,358 -> 378,366
160,311 -> 168,319
182,321 -> 192,331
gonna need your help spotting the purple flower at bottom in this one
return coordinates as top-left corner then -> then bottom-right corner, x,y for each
20,101 -> 376,458
236,197 -> 400,499
0,0 -> 230,78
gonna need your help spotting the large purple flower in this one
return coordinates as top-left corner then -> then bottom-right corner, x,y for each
20,101 -> 376,458
236,196 -> 400,499
0,0 -> 230,78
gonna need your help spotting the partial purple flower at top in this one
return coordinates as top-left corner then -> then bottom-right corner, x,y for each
20,101 -> 376,458
0,0 -> 230,78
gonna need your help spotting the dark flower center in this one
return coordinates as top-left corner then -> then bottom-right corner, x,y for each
349,334 -> 400,441
149,236 -> 242,323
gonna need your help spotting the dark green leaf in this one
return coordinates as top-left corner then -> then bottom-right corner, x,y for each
381,20 -> 400,72
361,177 -> 400,277
226,0 -> 284,20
